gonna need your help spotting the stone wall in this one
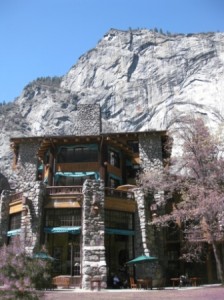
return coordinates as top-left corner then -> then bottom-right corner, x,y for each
4,141 -> 44,253
139,133 -> 163,172
0,182 -> 44,254
15,141 -> 40,187
82,179 -> 107,290
74,104 -> 101,135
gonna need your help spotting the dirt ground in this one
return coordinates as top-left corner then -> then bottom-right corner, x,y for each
42,285 -> 224,300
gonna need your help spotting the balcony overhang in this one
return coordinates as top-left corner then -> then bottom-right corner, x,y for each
10,131 -> 167,164
45,196 -> 82,208
9,200 -> 23,214
105,197 -> 136,213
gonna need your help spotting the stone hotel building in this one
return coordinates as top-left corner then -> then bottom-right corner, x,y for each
0,104 -> 219,289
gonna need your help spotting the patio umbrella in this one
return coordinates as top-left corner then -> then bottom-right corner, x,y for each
116,184 -> 137,191
126,255 -> 158,287
126,255 -> 158,265
33,252 -> 55,261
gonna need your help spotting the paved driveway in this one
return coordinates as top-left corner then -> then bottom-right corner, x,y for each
42,285 -> 224,300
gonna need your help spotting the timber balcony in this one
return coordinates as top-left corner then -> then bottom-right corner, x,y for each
46,186 -> 134,199
44,186 -> 136,212
105,188 -> 135,200
105,188 -> 136,213
55,162 -> 99,172
45,186 -> 83,209
46,186 -> 83,195
8,191 -> 23,203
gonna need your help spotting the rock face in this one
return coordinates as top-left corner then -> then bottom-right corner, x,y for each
1,28 -> 224,181
62,29 -> 224,131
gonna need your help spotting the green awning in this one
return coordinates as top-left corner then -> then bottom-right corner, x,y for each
44,226 -> 81,234
105,228 -> 135,236
7,229 -> 21,237
33,252 -> 55,261
55,171 -> 99,180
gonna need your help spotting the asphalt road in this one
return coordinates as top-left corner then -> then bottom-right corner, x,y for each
42,285 -> 224,300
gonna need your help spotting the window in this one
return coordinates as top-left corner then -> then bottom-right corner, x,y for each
9,213 -> 21,230
108,176 -> 120,188
127,140 -> 139,153
45,209 -> 81,227
68,235 -> 81,275
37,163 -> 43,181
166,222 -> 180,241
126,165 -> 137,179
57,145 -> 98,163
108,149 -> 120,168
56,173 -> 96,186
105,210 -> 134,230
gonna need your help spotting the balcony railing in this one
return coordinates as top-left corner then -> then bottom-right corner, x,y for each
46,186 -> 83,195
56,162 -> 99,172
8,192 -> 23,203
105,188 -> 135,200
45,186 -> 135,205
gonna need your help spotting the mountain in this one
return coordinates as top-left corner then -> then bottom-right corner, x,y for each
1,28 -> 224,184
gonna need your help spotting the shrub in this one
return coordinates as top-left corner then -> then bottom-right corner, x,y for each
0,238 -> 52,299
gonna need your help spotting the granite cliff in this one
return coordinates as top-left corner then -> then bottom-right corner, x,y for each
1,28 -> 224,185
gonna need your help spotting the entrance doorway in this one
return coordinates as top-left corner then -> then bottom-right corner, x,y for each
46,233 -> 81,276
105,234 -> 133,288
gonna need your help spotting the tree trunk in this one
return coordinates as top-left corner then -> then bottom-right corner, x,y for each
211,241 -> 224,284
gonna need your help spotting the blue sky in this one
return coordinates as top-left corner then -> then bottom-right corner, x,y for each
1,0 -> 224,103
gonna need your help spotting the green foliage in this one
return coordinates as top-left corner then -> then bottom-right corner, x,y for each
24,76 -> 62,90
0,289 -> 39,300
0,238 -> 52,299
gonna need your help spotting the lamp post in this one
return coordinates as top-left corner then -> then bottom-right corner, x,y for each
69,242 -> 74,276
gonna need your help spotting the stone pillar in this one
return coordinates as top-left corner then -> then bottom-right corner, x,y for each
82,179 -> 107,290
21,181 -> 44,254
135,133 -> 165,282
16,142 -> 40,184
134,188 -> 150,256
137,133 -> 164,254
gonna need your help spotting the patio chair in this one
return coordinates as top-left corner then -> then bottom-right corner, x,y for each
129,276 -> 138,289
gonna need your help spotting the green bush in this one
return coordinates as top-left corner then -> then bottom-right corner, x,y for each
0,238 -> 52,299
